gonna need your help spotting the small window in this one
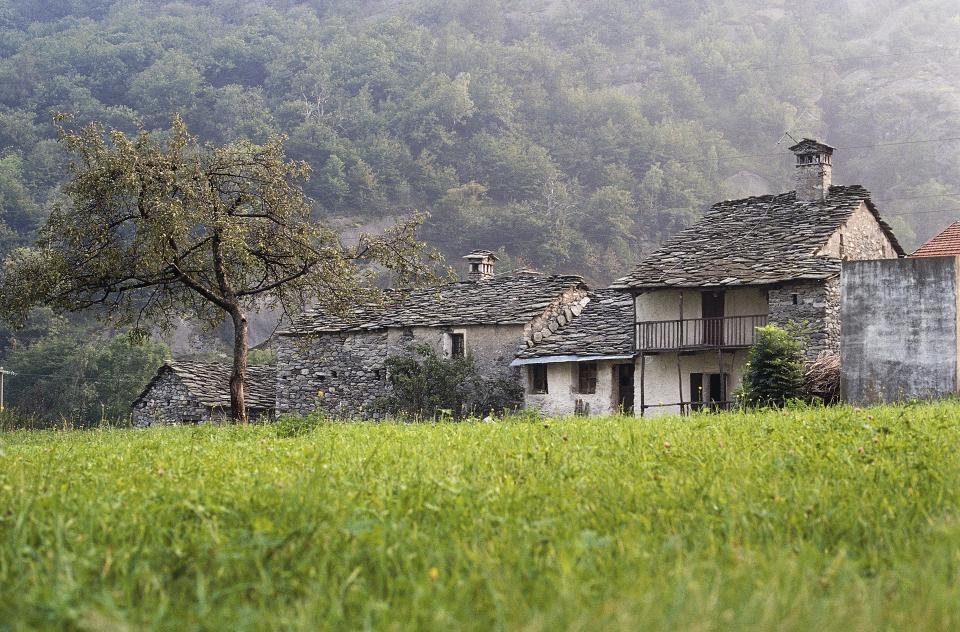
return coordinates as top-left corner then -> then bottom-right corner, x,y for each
450,333 -> 465,359
529,365 -> 548,394
792,293 -> 799,306
577,362 -> 598,394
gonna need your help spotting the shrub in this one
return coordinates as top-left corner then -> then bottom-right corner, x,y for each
379,344 -> 523,420
739,324 -> 805,408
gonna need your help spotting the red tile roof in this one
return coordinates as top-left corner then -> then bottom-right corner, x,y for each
912,222 -> 960,257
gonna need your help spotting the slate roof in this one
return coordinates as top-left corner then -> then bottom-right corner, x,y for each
514,290 -> 635,363
912,222 -> 960,257
135,362 -> 276,410
281,272 -> 588,335
612,185 -> 904,290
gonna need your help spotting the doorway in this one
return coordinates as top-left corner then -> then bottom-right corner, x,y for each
615,364 -> 635,413
701,291 -> 725,346
690,372 -> 728,412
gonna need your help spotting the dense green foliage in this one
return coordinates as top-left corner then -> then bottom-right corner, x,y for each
3,321 -> 168,426
2,402 -> 960,629
379,344 -> 523,419
1,0 -> 957,281
740,324 -> 806,407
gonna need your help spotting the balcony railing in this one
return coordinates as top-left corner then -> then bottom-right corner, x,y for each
637,315 -> 768,352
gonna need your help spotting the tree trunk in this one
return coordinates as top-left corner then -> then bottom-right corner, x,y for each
229,309 -> 249,424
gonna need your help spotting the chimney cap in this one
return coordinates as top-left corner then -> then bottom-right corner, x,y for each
463,249 -> 499,262
788,138 -> 835,155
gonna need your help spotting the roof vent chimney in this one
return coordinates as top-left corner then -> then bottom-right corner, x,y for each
789,138 -> 834,202
463,249 -> 498,282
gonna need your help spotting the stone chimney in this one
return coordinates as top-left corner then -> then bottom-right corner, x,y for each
789,138 -> 834,202
463,249 -> 498,282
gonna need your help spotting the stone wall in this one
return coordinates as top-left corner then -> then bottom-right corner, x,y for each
819,201 -> 900,261
276,324 -> 529,418
523,287 -> 591,348
275,330 -> 390,417
132,370 -> 210,427
768,278 -> 840,360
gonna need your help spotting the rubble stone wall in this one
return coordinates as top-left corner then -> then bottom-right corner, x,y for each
132,371 -> 209,427
819,201 -> 900,261
768,278 -> 840,360
276,324 -> 528,418
275,330 -> 390,418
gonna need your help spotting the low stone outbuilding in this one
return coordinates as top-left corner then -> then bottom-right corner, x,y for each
512,290 -> 636,416
275,252 -> 589,418
132,362 -> 276,426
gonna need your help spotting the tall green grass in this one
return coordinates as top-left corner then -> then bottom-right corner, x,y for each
2,403 -> 960,630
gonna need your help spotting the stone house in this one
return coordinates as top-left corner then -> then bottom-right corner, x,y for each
132,362 -> 276,426
512,289 -> 635,416
610,139 -> 903,416
275,251 -> 589,417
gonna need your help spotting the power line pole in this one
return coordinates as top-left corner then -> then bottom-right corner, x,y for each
0,367 -> 16,412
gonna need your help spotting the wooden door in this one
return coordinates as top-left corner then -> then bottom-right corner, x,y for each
701,291 -> 725,346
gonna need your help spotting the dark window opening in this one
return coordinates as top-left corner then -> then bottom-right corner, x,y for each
792,293 -> 799,305
529,365 -> 548,394
690,372 -> 728,413
577,362 -> 598,394
450,333 -> 465,359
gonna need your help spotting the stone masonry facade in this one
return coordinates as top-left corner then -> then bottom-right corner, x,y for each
276,330 -> 390,418
768,278 -> 841,360
132,371 -> 211,427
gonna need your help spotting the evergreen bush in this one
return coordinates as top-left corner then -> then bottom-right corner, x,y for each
739,324 -> 805,408
379,344 -> 523,420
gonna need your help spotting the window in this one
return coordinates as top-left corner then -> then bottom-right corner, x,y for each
577,362 -> 598,394
529,365 -> 548,394
792,293 -> 799,305
449,333 -> 465,359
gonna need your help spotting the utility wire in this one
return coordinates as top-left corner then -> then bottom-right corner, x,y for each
646,44 -> 960,80
664,135 -> 960,165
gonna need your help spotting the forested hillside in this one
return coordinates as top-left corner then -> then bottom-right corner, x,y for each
1,0 -> 959,420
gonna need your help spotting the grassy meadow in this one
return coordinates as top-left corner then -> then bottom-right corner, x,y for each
2,403 -> 960,630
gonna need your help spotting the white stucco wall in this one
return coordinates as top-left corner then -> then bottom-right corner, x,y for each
636,289 -> 701,321
386,324 -> 526,371
637,350 -> 750,417
524,359 -> 627,416
636,288 -> 768,321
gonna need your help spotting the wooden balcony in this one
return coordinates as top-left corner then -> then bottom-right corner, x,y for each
637,315 -> 768,353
